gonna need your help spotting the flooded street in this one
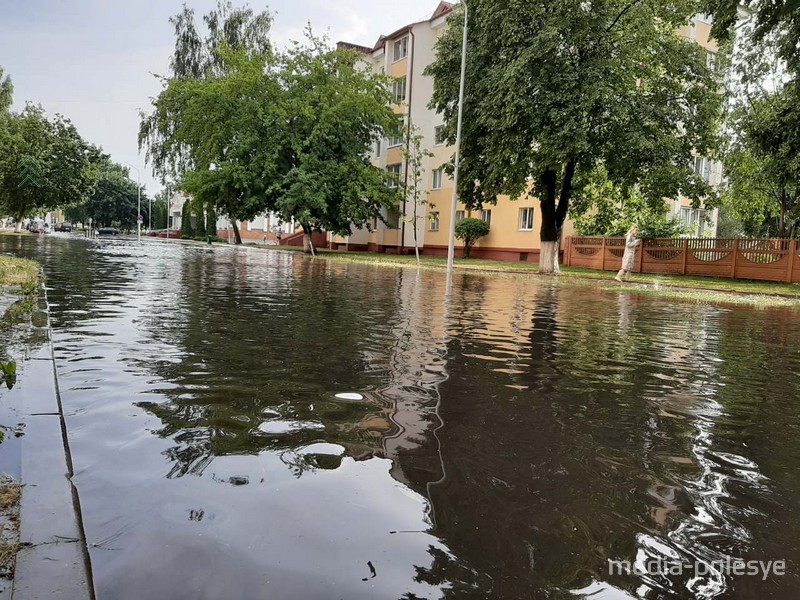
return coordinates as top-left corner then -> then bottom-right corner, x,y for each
2,235 -> 800,599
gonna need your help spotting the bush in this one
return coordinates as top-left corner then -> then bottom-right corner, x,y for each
455,217 -> 490,258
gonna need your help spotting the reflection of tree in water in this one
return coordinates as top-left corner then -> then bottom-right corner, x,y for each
134,252 -> 415,479
394,283 -> 794,598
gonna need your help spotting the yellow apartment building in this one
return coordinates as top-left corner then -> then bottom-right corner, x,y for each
331,2 -> 724,260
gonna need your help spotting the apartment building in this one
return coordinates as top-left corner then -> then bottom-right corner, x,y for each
333,2 -> 727,260
334,1 -> 563,262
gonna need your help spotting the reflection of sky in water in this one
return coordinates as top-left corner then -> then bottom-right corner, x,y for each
2,235 -> 800,599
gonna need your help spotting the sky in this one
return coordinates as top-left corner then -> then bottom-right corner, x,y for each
0,0 -> 440,195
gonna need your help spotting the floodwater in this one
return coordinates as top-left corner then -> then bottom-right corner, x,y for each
2,235 -> 800,599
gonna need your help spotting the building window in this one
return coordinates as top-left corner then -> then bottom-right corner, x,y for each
434,125 -> 447,146
432,168 -> 443,190
388,132 -> 404,148
455,210 -> 465,223
386,164 -> 402,188
370,216 -> 378,231
430,212 -> 440,231
680,207 -> 707,236
392,76 -> 407,103
481,209 -> 492,225
693,155 -> 711,183
375,138 -> 381,157
519,207 -> 534,231
393,37 -> 408,62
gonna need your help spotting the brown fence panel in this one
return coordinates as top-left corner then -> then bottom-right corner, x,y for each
641,238 -> 685,275
734,239 -> 793,282
685,238 -> 735,278
566,236 -> 800,283
568,236 -> 606,270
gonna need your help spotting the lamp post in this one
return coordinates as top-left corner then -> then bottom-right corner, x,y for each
122,162 -> 142,241
446,0 -> 469,277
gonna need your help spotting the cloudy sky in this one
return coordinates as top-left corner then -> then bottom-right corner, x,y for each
1,0 -> 440,194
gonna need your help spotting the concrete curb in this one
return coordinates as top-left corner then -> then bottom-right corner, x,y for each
12,278 -> 93,599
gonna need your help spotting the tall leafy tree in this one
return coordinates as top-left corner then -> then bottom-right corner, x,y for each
0,105 -> 99,231
426,0 -> 721,272
139,1 -> 273,243
715,9 -> 800,238
704,0 -> 800,78
268,32 -> 402,253
0,67 -> 12,113
66,161 -> 149,230
157,49 -> 283,244
723,88 -> 800,237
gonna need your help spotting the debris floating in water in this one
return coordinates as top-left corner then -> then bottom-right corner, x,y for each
335,392 -> 365,401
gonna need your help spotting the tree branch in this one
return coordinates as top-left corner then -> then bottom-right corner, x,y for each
607,0 -> 646,33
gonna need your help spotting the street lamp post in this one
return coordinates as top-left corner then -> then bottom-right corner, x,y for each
446,0 -> 469,277
122,162 -> 142,241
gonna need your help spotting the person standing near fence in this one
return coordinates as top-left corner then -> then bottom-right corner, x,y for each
615,226 -> 641,282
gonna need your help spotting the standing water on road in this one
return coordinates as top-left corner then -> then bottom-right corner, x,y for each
2,235 -> 800,599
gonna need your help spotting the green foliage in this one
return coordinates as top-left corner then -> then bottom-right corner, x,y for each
402,125 -> 433,263
65,161 -> 148,229
455,217 -> 490,258
152,190 -> 169,229
180,200 -> 193,238
194,200 -> 207,239
572,166 -> 687,238
705,0 -> 800,78
206,204 -> 217,236
426,0 -> 721,269
722,79 -> 800,238
268,30 -> 402,238
0,105 -> 100,223
0,67 -> 12,113
140,17 -> 402,246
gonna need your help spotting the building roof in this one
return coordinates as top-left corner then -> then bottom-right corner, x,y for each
337,1 -> 455,54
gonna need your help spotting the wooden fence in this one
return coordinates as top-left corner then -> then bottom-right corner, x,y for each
564,237 -> 800,283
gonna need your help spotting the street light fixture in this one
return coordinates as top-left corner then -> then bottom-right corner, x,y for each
446,0 -> 469,277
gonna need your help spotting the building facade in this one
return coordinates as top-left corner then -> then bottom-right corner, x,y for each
332,2 -> 726,260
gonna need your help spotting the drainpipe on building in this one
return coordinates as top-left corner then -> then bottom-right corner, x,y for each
400,29 -> 415,256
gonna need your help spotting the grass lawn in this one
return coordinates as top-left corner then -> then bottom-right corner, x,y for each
248,245 -> 800,300
0,255 -> 39,287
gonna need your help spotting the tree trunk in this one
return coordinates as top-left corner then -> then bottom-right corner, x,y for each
463,242 -> 472,259
538,160 -> 576,274
779,190 -> 787,238
230,219 -> 243,245
14,220 -> 23,234
302,223 -> 315,256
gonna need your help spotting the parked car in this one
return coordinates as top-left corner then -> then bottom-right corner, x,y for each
97,227 -> 119,236
55,222 -> 73,232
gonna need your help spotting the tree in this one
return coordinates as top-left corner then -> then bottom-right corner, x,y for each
206,203 -> 218,238
426,0 -> 721,273
455,217 -> 490,258
65,161 -> 148,230
268,31 -> 402,254
722,88 -> 800,238
571,165 -> 688,238
139,1 -> 274,244
401,125 -> 433,265
0,105 -> 99,231
0,67 -> 12,113
180,200 -> 193,239
704,0 -> 800,78
152,190 -> 170,230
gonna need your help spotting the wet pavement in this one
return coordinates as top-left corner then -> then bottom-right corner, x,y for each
1,234 -> 799,599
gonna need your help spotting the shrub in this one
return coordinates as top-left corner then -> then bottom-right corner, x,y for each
455,217 -> 490,258
180,201 -> 193,238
